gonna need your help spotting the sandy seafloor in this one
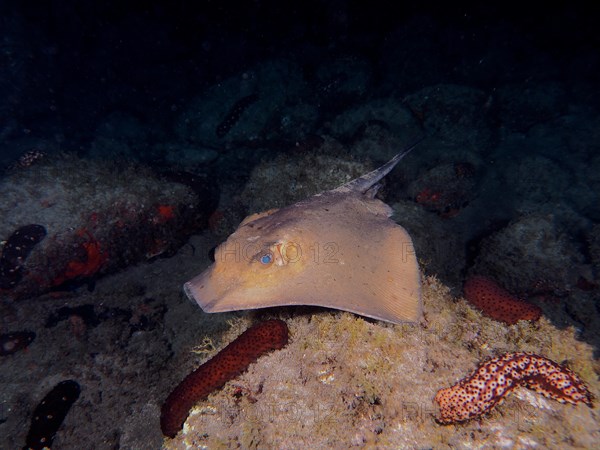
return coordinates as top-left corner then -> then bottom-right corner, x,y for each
1,2 -> 600,449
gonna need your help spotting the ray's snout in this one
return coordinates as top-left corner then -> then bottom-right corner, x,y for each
183,280 -> 197,304
182,269 -> 219,311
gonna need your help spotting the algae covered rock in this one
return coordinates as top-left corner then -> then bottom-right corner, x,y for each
327,98 -> 418,143
240,137 -> 371,214
494,81 -> 568,132
0,154 -> 215,299
392,200 -> 468,286
502,155 -> 573,212
175,59 -> 310,147
588,224 -> 600,279
313,55 -> 373,106
472,214 -> 588,294
403,84 -> 493,147
407,161 -> 478,217
163,276 -> 599,449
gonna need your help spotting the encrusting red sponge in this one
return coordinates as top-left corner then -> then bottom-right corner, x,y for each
463,275 -> 542,325
160,319 -> 289,438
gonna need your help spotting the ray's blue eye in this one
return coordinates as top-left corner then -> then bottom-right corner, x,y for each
260,253 -> 273,265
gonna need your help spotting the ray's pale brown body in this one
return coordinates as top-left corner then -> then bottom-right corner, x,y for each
185,144 -> 422,324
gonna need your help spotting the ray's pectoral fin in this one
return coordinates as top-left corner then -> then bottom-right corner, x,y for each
262,219 -> 422,324
353,222 -> 422,323
278,219 -> 423,324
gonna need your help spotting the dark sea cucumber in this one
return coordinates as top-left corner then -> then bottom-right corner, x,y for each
215,93 -> 259,138
160,319 -> 289,438
435,352 -> 593,424
0,331 -> 35,356
24,380 -> 81,450
0,224 -> 47,289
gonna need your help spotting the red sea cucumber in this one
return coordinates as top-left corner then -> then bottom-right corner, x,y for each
435,352 -> 593,424
463,275 -> 542,325
160,319 -> 289,438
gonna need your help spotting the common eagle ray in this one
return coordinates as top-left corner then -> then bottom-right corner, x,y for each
184,142 -> 422,324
